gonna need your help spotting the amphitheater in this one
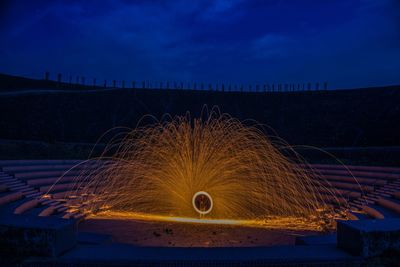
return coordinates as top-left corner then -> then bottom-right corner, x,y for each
2,161 -> 400,221
1,74 -> 400,266
1,159 -> 400,265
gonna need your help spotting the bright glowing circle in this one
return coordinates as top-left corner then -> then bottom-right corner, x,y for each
192,191 -> 213,215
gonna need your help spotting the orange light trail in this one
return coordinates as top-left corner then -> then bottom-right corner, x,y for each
48,107 -> 349,231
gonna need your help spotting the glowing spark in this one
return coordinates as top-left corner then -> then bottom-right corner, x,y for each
51,108 -> 348,230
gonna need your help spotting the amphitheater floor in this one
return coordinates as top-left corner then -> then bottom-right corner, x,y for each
78,217 -> 320,247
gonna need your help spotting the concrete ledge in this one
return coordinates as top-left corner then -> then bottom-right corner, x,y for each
77,232 -> 112,245
337,219 -> 400,257
295,234 -> 336,246
52,243 -> 358,266
0,214 -> 77,257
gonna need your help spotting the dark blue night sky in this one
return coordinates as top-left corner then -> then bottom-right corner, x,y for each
0,0 -> 399,89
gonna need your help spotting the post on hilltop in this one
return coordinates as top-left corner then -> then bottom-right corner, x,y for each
45,71 -> 50,81
324,81 -> 328,91
57,73 -> 62,87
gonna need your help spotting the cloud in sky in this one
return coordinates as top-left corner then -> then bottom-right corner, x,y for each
0,0 -> 399,89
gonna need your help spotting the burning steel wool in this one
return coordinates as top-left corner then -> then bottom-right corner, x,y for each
47,109 -> 349,230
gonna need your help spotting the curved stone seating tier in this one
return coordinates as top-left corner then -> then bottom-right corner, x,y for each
38,205 -> 56,217
39,182 -> 90,193
27,176 -> 83,187
13,170 -> 83,180
0,161 -> 91,221
13,199 -> 40,214
362,205 -> 385,219
303,164 -> 400,174
315,169 -> 400,180
0,160 -> 82,166
1,160 -> 400,223
2,164 -> 85,173
321,175 -> 386,186
0,191 -> 23,206
318,180 -> 374,193
316,187 -> 361,199
318,194 -> 348,206
376,198 -> 400,214
0,184 -> 8,192
51,190 -> 79,199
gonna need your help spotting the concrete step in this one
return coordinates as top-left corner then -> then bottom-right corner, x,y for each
14,199 -> 40,214
38,205 -> 56,217
362,205 -> 384,219
316,187 -> 362,199
40,182 -> 88,193
364,196 -> 379,202
15,170 -> 82,180
375,188 -> 398,194
320,180 -> 374,192
3,164 -> 85,173
307,164 -> 400,174
9,184 -> 31,191
0,184 -> 8,192
321,175 -> 386,186
27,175 -> 82,186
26,192 -> 43,198
376,198 -> 400,215
316,169 -> 400,180
0,160 -> 82,167
0,192 -> 23,206
2,180 -> 23,186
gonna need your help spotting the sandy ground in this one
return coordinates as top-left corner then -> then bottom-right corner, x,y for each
78,218 -> 319,247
